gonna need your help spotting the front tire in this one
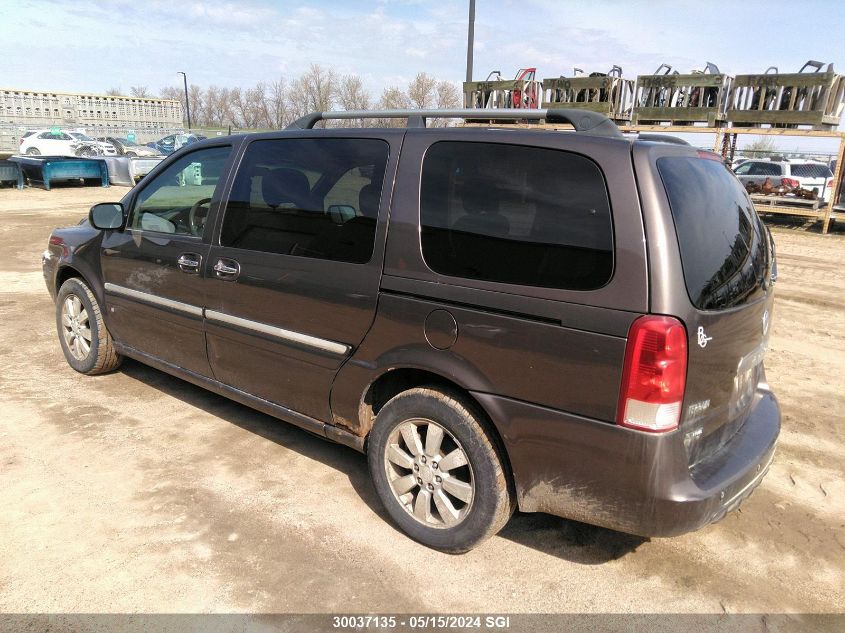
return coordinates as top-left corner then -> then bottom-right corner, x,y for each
368,387 -> 514,553
26,148 -> 41,155
56,278 -> 122,375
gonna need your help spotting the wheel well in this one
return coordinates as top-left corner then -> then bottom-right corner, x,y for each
358,368 -> 514,485
55,266 -> 82,293
360,369 -> 457,428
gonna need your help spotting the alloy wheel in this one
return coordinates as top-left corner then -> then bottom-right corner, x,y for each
61,294 -> 92,361
383,418 -> 475,529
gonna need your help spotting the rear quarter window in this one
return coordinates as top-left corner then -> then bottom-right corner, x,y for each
658,156 -> 768,310
748,162 -> 782,176
790,163 -> 832,178
420,141 -> 614,291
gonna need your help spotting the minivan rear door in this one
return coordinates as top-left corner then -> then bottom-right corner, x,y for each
636,144 -> 776,467
202,131 -> 401,422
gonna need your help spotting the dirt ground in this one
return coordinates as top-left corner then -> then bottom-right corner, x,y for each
0,183 -> 843,615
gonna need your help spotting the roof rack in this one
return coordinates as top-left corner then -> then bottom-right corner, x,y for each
285,108 -> 623,138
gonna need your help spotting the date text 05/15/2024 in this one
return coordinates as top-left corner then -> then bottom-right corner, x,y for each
333,615 -> 511,629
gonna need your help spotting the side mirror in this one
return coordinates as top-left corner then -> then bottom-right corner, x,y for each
89,203 -> 125,230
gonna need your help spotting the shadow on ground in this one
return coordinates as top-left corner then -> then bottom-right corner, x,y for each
118,358 -> 644,564
762,213 -> 845,234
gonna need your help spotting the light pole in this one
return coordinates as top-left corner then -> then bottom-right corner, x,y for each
177,71 -> 191,131
466,0 -> 475,83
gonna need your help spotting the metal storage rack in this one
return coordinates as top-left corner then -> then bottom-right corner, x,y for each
541,69 -> 634,122
631,65 -> 733,127
463,71 -> 541,111
726,64 -> 845,130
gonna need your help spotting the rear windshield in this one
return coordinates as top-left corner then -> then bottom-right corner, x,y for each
658,156 -> 768,310
790,163 -> 832,178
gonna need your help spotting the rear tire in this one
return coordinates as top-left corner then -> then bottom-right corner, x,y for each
368,387 -> 513,553
26,148 -> 40,155
56,278 -> 122,375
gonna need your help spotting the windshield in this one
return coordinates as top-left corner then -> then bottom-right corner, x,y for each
70,132 -> 94,141
658,156 -> 769,310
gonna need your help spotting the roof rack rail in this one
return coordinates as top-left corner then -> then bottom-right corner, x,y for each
285,108 -> 623,138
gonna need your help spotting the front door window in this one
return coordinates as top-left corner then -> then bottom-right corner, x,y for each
130,146 -> 231,237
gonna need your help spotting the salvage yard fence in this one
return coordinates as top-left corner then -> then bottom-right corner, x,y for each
0,122 -> 250,155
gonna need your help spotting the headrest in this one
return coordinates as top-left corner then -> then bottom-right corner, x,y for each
460,177 -> 500,215
358,183 -> 381,218
262,168 -> 310,208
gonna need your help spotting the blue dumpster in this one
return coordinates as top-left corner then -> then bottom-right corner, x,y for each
9,156 -> 109,190
0,160 -> 23,189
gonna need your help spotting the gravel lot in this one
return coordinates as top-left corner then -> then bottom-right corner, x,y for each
0,183 -> 843,615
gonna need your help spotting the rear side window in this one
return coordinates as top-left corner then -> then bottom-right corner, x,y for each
420,142 -> 614,290
658,156 -> 768,310
790,163 -> 832,178
747,162 -> 781,176
221,138 -> 389,264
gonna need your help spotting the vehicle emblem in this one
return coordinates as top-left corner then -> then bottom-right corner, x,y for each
697,326 -> 713,348
762,310 -> 770,335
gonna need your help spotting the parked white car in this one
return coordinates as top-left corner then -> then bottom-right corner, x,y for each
19,129 -> 117,157
733,159 -> 835,201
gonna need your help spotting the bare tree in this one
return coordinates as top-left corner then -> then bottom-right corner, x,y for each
159,85 -> 188,126
436,81 -> 461,109
336,75 -> 372,127
230,85 -> 268,128
188,84 -> 204,127
159,85 -> 183,101
105,87 -> 122,96
130,85 -> 151,97
374,86 -> 411,127
204,85 -> 234,128
261,78 -> 291,129
292,64 -> 337,126
407,72 -> 438,109
432,80 -> 462,127
744,136 -> 779,158
152,70 -> 457,132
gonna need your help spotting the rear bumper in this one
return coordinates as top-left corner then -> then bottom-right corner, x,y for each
475,387 -> 780,537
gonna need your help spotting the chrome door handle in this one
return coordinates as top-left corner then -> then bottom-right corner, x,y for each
213,258 -> 240,279
177,252 -> 202,273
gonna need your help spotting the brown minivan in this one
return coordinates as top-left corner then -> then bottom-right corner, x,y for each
43,109 -> 780,552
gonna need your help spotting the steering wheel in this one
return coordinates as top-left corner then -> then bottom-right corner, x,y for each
188,198 -> 212,236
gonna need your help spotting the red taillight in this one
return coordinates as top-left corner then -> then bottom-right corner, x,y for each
48,235 -> 69,256
617,315 -> 688,433
781,178 -> 800,188
827,179 -> 834,188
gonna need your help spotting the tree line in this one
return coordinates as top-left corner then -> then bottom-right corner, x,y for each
107,65 -> 462,129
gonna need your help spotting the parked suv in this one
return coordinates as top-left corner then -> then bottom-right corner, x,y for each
42,108 -> 780,552
733,158 -> 834,201
20,129 -> 117,157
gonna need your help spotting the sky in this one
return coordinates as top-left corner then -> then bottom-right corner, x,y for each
2,0 -> 844,151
